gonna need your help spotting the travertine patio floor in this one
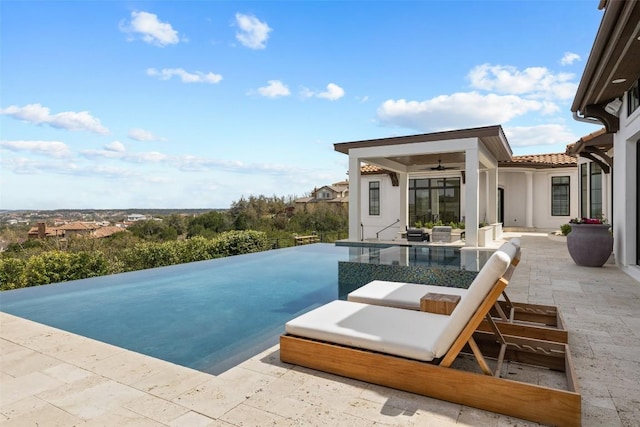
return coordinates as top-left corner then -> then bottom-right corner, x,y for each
1,234 -> 639,426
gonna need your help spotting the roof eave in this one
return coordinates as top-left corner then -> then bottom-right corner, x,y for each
572,0 -> 640,124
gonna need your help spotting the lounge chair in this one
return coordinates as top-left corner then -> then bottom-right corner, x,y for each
280,249 -> 581,426
347,240 -> 567,343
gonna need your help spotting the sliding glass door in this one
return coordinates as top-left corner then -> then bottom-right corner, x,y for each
409,178 -> 460,225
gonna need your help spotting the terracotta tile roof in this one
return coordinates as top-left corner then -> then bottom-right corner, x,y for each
27,226 -> 63,238
58,222 -> 99,231
501,153 -> 577,168
93,226 -> 126,239
360,164 -> 386,174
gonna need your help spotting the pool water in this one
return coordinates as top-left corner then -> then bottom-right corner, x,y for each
0,244 -> 349,374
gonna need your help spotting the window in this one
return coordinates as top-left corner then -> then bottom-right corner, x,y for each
580,163 -> 588,217
628,78 -> 640,116
409,178 -> 460,224
551,176 -> 570,216
590,163 -> 603,218
369,181 -> 380,215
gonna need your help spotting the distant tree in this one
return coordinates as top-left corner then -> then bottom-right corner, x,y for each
187,211 -> 230,237
128,220 -> 178,241
165,214 -> 187,236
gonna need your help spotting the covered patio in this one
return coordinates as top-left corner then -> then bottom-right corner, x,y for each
334,125 -> 513,246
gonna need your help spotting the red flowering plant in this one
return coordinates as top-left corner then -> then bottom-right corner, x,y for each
569,217 -> 607,224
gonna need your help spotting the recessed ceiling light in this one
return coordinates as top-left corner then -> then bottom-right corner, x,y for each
612,78 -> 627,84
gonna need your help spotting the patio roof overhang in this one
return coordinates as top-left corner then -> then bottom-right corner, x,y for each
334,125 -> 512,172
565,127 -> 614,173
335,125 -> 511,246
571,0 -> 640,133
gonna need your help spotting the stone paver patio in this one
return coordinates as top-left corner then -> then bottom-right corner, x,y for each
1,234 -> 639,426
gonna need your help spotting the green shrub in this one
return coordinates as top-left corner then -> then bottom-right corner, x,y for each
0,258 -> 27,290
560,224 -> 571,236
1,230 -> 271,290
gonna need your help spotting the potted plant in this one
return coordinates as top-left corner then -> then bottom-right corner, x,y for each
566,217 -> 613,267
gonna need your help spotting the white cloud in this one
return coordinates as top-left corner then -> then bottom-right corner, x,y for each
300,83 -> 345,101
80,147 -> 168,163
0,104 -> 109,134
257,80 -> 290,98
121,11 -> 180,47
235,13 -> 271,49
105,141 -> 126,152
504,124 -> 578,148
147,68 -> 222,84
377,92 -> 544,132
128,128 -> 166,142
468,64 -> 576,100
317,83 -> 345,101
560,52 -> 581,66
0,140 -> 71,158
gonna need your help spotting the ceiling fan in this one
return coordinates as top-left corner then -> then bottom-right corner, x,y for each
429,160 -> 457,171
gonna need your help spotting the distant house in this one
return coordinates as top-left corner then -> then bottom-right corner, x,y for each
126,214 -> 147,222
294,181 -> 349,211
27,222 -> 125,240
57,222 -> 99,238
27,223 -> 64,240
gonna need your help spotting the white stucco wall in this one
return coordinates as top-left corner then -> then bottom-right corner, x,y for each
499,171 -> 526,227
359,174 -> 401,240
612,95 -> 640,275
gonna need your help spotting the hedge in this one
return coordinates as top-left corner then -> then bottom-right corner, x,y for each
0,230 -> 271,290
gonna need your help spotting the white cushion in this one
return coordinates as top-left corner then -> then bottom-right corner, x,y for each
496,241 -> 517,262
430,250 -> 510,356
287,250 -> 511,361
348,280 -> 467,310
285,300 -> 451,361
348,244 -> 515,311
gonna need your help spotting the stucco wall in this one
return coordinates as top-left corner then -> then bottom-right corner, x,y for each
359,174 -> 401,240
498,168 -> 577,230
499,171 -> 526,227
613,95 -> 640,271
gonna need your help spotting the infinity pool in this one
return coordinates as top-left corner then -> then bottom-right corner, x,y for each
0,244 -> 349,374
0,243 -> 491,374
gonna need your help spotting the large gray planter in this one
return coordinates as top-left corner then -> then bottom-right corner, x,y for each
567,223 -> 613,267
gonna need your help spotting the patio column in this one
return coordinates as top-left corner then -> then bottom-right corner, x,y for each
465,147 -> 479,246
525,171 -> 533,228
398,171 -> 409,231
348,155 -> 362,240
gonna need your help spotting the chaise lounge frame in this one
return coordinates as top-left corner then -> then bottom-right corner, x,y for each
280,274 -> 581,426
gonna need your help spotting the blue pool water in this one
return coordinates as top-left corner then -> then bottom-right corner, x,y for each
0,244 -> 349,374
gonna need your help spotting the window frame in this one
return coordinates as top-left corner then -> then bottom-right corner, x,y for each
551,175 -> 570,217
369,181 -> 380,216
590,163 -> 603,218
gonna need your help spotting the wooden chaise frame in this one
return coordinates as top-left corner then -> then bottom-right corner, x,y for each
280,273 -> 581,426
483,255 -> 568,343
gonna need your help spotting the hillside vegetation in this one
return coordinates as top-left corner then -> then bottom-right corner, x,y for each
0,196 -> 347,290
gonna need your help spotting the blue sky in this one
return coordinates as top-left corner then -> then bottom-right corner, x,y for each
1,1 -> 605,210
